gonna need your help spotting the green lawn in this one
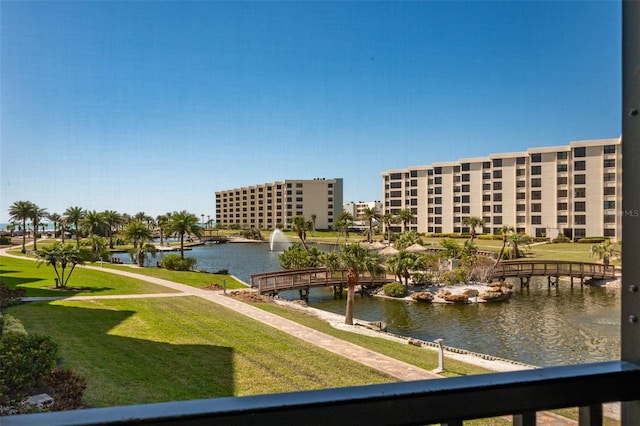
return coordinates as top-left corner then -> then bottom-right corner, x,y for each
0,256 -> 176,297
7,296 -> 395,407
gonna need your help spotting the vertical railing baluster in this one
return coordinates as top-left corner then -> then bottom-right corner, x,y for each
513,411 -> 536,426
578,404 -> 602,426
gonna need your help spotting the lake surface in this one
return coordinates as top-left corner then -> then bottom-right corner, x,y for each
112,241 -> 621,368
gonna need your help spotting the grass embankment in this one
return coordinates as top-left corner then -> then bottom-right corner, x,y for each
0,245 -> 618,425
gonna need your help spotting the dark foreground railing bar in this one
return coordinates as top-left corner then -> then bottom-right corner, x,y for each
5,361 -> 640,426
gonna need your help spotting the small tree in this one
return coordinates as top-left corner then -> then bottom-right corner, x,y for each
36,242 -> 84,288
590,240 -> 619,266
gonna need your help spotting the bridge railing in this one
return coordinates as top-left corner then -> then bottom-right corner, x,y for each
492,260 -> 617,280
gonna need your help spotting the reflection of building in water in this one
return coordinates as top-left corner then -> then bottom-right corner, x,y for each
382,137 -> 621,242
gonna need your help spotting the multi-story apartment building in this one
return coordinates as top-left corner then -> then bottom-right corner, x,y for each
382,137 -> 621,241
343,201 -> 383,220
215,178 -> 343,230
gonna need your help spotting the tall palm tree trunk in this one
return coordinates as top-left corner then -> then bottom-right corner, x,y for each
345,271 -> 357,325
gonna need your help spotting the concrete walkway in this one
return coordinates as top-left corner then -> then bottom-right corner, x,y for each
2,247 -> 584,424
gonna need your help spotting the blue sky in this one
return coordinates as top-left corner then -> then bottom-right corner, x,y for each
0,1 -> 621,223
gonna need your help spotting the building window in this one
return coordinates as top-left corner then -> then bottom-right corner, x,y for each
516,216 -> 526,223
516,192 -> 526,200
482,172 -> 491,180
574,228 -> 586,238
434,167 -> 442,175
531,203 -> 542,212
483,205 -> 491,212
531,153 -> 542,163
604,159 -> 616,168
531,165 -> 542,175
557,164 -> 568,172
462,174 -> 470,182
482,194 -> 490,202
516,168 -> 526,176
461,205 -> 471,214
531,216 -> 542,225
604,173 -> 616,182
557,151 -> 568,160
453,165 -> 461,172
410,170 -> 418,177
493,216 -> 502,225
462,184 -> 470,192
493,193 -> 502,202
603,229 -> 616,237
574,188 -> 586,198
574,215 -> 586,225
558,215 -> 568,223
516,157 -> 526,165
434,177 -> 442,184
557,202 -> 568,210
493,170 -> 502,179
604,215 -> 616,223
461,195 -> 470,203
531,191 -> 542,200
604,186 -> 616,195
517,180 -> 526,188
574,174 -> 586,185
493,205 -> 502,213
493,181 -> 502,190
531,178 -> 541,187
434,197 -> 442,205
483,183 -> 491,191
516,204 -> 526,212
574,147 -> 586,157
557,189 -> 568,197
604,201 -> 616,210
492,159 -> 502,167
462,163 -> 470,171
557,176 -> 568,185
483,161 -> 491,169
575,201 -> 586,212
434,207 -> 442,214
604,145 -> 616,154
574,160 -> 586,171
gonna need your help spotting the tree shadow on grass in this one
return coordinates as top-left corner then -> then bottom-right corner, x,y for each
7,303 -> 235,407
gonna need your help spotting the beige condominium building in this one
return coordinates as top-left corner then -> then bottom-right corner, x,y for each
215,178 -> 343,230
382,137 -> 622,241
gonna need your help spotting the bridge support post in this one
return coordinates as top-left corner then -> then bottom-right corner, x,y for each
519,276 -> 530,288
299,288 -> 309,303
333,286 -> 343,299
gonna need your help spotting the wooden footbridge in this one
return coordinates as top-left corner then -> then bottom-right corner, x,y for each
250,268 -> 393,300
491,260 -> 618,287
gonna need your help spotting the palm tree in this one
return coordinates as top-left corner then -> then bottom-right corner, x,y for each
319,243 -> 384,325
360,207 -> 381,243
64,206 -> 85,246
81,210 -> 106,241
290,215 -> 313,255
121,220 -> 154,266
310,214 -> 317,235
30,204 -> 48,251
590,240 -> 619,266
495,225 -> 515,266
386,251 -> 425,286
167,210 -> 202,258
381,213 -> 396,245
397,209 -> 415,232
35,242 -> 84,288
8,200 -> 35,253
47,212 -> 62,239
155,214 -> 169,246
102,210 -> 122,249
462,216 -> 485,242
335,211 -> 354,243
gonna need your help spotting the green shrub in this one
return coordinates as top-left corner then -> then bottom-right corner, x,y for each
0,284 -> 26,308
411,272 -> 434,285
44,368 -> 87,411
0,333 -> 58,399
1,314 -> 27,336
577,237 -> 610,244
159,254 -> 197,271
382,282 -> 408,298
